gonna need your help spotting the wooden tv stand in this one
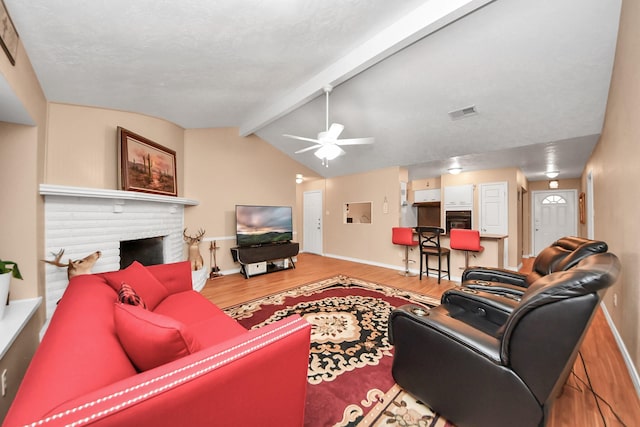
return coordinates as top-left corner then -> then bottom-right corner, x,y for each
231,242 -> 299,278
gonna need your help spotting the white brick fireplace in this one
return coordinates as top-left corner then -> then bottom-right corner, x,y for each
40,184 -> 200,322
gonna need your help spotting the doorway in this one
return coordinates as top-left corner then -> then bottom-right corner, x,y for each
587,170 -> 595,239
532,189 -> 577,254
303,190 -> 323,254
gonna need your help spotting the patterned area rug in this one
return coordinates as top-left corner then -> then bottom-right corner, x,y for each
224,275 -> 453,427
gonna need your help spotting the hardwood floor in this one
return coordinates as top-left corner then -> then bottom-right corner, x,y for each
200,253 -> 640,426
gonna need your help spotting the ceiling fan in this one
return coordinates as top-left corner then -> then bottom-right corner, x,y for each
283,85 -> 374,167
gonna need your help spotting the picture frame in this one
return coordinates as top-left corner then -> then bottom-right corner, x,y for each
118,127 -> 177,197
0,0 -> 19,65
579,192 -> 585,224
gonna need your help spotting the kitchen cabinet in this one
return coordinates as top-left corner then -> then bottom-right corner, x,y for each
414,188 -> 441,202
444,184 -> 474,209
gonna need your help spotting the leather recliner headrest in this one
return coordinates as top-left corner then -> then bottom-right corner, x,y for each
531,246 -> 572,276
531,237 -> 608,278
555,240 -> 608,271
553,236 -> 591,251
524,252 -> 619,302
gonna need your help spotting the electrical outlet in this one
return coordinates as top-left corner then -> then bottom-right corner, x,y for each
1,369 -> 7,397
613,293 -> 618,307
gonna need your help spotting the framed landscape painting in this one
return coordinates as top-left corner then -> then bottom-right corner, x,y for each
0,0 -> 19,65
118,127 -> 177,196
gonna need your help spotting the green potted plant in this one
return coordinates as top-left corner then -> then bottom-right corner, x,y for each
0,259 -> 23,319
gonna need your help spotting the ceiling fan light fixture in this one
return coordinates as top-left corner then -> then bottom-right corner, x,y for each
314,144 -> 342,161
284,85 -> 373,168
448,167 -> 462,175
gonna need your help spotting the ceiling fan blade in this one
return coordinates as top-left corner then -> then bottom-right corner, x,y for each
283,134 -> 321,144
294,144 -> 323,154
336,137 -> 375,146
326,123 -> 344,140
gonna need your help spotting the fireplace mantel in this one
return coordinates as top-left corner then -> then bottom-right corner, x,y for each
39,184 -> 199,206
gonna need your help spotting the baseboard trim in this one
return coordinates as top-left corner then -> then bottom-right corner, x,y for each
600,302 -> 640,398
323,252 -> 403,271
322,253 -> 465,282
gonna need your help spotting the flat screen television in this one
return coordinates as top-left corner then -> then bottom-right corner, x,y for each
235,205 -> 293,247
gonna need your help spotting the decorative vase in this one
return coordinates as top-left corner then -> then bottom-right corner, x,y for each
0,272 -> 10,320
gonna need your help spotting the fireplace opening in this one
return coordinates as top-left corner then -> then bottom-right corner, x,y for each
120,236 -> 165,269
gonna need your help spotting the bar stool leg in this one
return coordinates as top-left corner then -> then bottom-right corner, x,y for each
399,245 -> 417,277
404,246 -> 410,273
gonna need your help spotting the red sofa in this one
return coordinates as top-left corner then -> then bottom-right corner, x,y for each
3,261 -> 311,427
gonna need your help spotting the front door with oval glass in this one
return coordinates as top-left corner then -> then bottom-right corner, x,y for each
532,190 -> 577,254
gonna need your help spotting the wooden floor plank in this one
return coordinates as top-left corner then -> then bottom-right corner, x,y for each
200,254 -> 640,426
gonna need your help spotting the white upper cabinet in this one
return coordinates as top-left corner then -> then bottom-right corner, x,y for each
444,184 -> 474,209
414,188 -> 441,203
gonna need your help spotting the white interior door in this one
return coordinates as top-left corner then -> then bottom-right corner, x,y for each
303,190 -> 323,255
532,190 -> 577,254
479,182 -> 508,234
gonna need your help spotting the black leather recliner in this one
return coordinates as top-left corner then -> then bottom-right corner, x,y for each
461,236 -> 608,297
389,252 -> 620,427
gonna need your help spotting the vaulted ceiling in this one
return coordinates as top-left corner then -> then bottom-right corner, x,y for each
1,0 -> 621,179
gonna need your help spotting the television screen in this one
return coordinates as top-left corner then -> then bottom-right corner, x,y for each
236,205 -> 293,247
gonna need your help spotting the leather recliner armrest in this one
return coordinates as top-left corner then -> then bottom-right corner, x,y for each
389,304 -> 502,363
441,287 -> 519,322
461,266 -> 528,287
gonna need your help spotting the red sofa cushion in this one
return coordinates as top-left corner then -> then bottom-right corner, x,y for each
154,291 -> 248,348
114,303 -> 202,371
104,261 -> 170,310
146,261 -> 193,294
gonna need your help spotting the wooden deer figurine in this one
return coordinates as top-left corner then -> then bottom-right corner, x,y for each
183,228 -> 205,271
43,249 -> 102,279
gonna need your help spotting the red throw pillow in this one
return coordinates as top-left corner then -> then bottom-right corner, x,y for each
105,261 -> 170,310
114,303 -> 202,372
118,283 -> 147,309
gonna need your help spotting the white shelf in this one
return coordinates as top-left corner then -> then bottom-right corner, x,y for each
39,184 -> 199,206
0,297 -> 41,360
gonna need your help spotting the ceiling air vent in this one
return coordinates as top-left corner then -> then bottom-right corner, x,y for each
448,105 -> 478,120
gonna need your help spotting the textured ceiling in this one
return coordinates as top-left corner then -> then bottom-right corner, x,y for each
3,0 -> 427,127
1,0 -> 621,179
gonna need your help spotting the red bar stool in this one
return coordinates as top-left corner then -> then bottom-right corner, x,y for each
392,227 -> 419,276
449,228 -> 484,270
